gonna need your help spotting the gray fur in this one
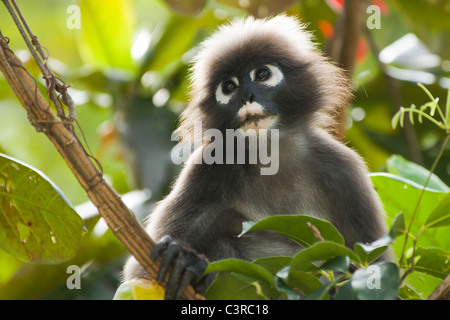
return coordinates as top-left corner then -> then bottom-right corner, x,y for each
123,15 -> 387,287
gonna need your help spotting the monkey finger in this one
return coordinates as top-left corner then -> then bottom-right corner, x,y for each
186,255 -> 208,278
174,270 -> 196,300
165,256 -> 189,300
150,235 -> 172,261
156,241 -> 181,283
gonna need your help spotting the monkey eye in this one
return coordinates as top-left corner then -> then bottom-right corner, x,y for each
250,64 -> 284,87
254,67 -> 271,81
216,76 -> 239,105
222,79 -> 237,95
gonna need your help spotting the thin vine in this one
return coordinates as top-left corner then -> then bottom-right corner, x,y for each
392,83 -> 450,282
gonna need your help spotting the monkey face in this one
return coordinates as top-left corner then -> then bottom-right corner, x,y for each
214,63 -> 284,133
184,15 -> 351,139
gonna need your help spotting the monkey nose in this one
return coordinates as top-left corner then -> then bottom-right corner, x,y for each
241,93 -> 255,104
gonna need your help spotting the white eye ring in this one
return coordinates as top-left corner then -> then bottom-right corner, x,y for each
250,64 -> 284,87
216,76 -> 238,105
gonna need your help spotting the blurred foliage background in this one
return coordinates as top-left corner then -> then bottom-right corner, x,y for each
0,0 -> 449,299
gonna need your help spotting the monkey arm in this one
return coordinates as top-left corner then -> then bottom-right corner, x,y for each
147,207 -> 247,299
137,161 -> 248,299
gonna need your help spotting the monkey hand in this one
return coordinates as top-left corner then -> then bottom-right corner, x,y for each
151,235 -> 208,300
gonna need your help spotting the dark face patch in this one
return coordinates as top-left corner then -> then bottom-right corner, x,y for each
198,35 -> 321,132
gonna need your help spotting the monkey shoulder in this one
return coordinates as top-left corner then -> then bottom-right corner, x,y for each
305,131 -> 369,181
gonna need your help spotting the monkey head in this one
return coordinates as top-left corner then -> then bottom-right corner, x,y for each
180,15 -> 352,139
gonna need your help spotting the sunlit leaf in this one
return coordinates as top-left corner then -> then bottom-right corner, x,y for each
0,154 -> 84,264
371,173 -> 449,253
424,193 -> 450,229
78,0 -> 136,71
387,155 -> 450,192
407,247 -> 450,279
113,277 -> 165,300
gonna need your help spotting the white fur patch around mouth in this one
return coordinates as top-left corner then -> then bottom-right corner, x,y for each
238,102 -> 278,134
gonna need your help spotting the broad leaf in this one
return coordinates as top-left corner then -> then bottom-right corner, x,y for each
321,256 -> 350,273
252,256 -> 292,276
205,272 -> 269,300
406,247 -> 450,279
113,277 -> 165,300
353,212 -> 405,264
240,215 -> 344,247
424,193 -> 450,229
290,241 -> 360,273
350,262 -> 400,300
78,0 -> 136,70
204,258 -> 274,286
387,155 -> 449,192
0,154 -> 84,264
306,276 -> 346,300
371,173 -> 450,252
275,266 -> 323,299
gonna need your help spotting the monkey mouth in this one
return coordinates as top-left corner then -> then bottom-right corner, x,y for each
238,101 -> 278,133
240,114 -> 278,133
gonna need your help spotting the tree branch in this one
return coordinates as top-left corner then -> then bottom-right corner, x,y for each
428,274 -> 450,300
364,28 -> 423,165
0,0 -> 202,300
329,0 -> 365,141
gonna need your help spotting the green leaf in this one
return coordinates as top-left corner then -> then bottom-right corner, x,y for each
78,0 -> 136,71
354,242 -> 389,265
142,14 -> 216,74
398,284 -> 422,300
402,271 -> 442,299
204,272 -> 269,300
240,215 -> 345,247
204,258 -> 274,286
0,154 -> 84,264
353,213 -> 404,264
252,256 -> 292,276
113,278 -> 165,300
371,173 -> 450,254
274,267 -> 301,300
335,281 -> 358,300
290,241 -> 360,273
306,276 -> 345,300
424,193 -> 450,229
321,256 -> 350,273
407,247 -> 450,279
350,262 -> 400,300
387,155 -> 450,192
389,212 -> 407,239
275,265 -> 323,299
286,270 -> 323,296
